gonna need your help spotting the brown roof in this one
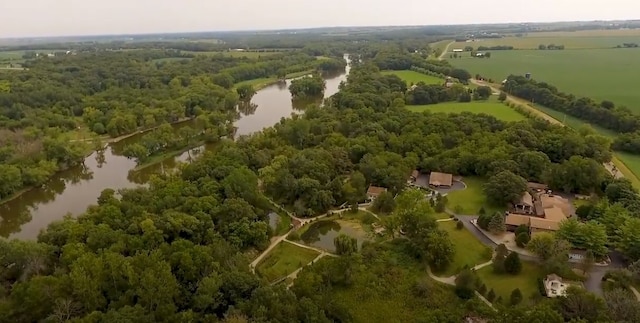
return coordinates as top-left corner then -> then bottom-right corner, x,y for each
367,185 -> 387,197
505,214 -> 531,227
534,200 -> 545,216
527,182 -> 548,191
411,170 -> 420,179
540,194 -> 572,216
544,206 -> 568,222
429,172 -> 453,187
530,217 -> 561,231
517,192 -> 533,206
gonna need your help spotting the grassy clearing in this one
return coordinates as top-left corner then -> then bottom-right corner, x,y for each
0,50 -> 26,60
433,212 -> 452,220
476,262 -> 544,303
461,30 -> 640,49
330,240 -> 465,322
381,70 -> 444,85
407,98 -> 526,122
256,241 -> 319,283
437,221 -> 492,276
449,48 -> 640,111
447,177 -> 504,216
274,212 -> 292,236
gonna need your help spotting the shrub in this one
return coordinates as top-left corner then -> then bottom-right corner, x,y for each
504,252 -> 522,275
510,288 -> 523,305
514,225 -> 529,236
456,221 -> 464,230
478,284 -> 487,295
487,289 -> 496,302
515,232 -> 530,247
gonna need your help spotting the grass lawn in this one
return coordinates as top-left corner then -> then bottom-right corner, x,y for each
274,212 -> 292,236
459,29 -> 640,49
407,98 -> 526,122
476,262 -> 544,303
433,212 -> 452,220
381,70 -> 444,85
447,177 -> 504,216
255,241 -> 319,283
437,221 -> 492,276
449,48 -> 640,111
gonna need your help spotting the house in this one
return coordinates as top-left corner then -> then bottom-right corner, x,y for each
366,185 -> 387,201
544,274 -> 568,298
408,170 -> 420,184
429,172 -> 453,188
530,217 -> 561,233
505,213 -> 531,231
513,191 -> 534,214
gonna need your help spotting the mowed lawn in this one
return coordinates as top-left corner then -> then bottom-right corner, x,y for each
381,70 -> 444,85
407,99 -> 526,122
437,221 -> 492,276
476,262 -> 545,303
255,241 -> 319,283
447,177 -> 504,216
460,29 -> 640,49
449,48 -> 640,111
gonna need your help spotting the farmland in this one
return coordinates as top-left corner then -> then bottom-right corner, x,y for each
381,70 -> 444,85
406,98 -> 526,122
182,50 -> 283,58
462,29 -> 640,49
449,49 -> 640,112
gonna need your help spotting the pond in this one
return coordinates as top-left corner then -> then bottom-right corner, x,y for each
300,220 -> 368,253
0,55 -> 351,240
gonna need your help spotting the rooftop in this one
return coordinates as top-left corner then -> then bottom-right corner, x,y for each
517,191 -> 534,206
505,213 -> 531,227
367,185 -> 387,197
429,172 -> 453,187
530,217 -> 561,231
544,206 -> 568,222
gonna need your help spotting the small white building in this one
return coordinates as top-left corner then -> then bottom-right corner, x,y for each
544,274 -> 568,298
452,49 -> 463,53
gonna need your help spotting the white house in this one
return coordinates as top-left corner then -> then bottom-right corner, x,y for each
544,274 -> 568,298
452,49 -> 463,53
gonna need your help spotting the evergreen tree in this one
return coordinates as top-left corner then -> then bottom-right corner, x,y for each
487,289 -> 496,302
504,252 -> 522,274
510,288 -> 523,305
488,212 -> 506,234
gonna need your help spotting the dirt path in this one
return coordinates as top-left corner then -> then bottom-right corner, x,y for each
631,286 -> 640,302
438,41 -> 455,60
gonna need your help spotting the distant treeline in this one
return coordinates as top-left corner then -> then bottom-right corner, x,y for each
477,45 -> 513,50
372,50 -> 472,82
617,43 -> 639,48
502,75 -> 640,134
538,44 -> 565,50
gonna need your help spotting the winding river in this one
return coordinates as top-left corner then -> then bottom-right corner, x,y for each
0,56 -> 351,240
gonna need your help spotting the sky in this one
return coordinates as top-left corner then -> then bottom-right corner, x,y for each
1,0 -> 638,38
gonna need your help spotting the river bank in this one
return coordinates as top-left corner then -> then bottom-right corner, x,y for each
1,55 -> 351,240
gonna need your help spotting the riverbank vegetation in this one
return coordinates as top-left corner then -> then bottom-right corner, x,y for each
289,74 -> 326,97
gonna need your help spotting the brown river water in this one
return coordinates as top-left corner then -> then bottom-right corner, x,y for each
0,57 -> 350,240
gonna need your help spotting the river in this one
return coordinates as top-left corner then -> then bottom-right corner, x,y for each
0,56 -> 351,240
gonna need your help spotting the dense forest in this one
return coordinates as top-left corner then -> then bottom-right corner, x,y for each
2,41 -> 640,321
0,49 -> 346,201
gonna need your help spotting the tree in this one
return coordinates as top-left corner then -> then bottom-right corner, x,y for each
236,84 -> 256,101
604,288 -> 640,323
488,212 -> 506,234
0,164 -> 22,199
527,232 -> 570,262
478,212 -> 492,230
618,217 -> 640,261
454,269 -> 477,299
289,74 -> 326,97
510,288 -> 523,305
458,91 -> 471,102
493,244 -> 509,274
558,286 -> 609,322
372,191 -> 396,213
504,252 -> 522,275
475,86 -> 492,100
487,289 -> 496,302
579,250 -> 595,275
498,92 -> 507,102
334,234 -> 358,255
557,219 -> 608,258
456,221 -> 464,230
515,232 -> 530,247
484,171 -> 527,206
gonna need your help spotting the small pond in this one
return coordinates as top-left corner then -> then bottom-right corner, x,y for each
300,220 -> 368,253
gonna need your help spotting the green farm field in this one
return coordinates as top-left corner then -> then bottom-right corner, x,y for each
407,99 -> 526,122
461,29 -> 640,49
183,50 -> 281,58
449,48 -> 640,111
0,51 -> 25,60
381,70 -> 444,85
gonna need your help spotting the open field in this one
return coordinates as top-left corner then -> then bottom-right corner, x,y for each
437,221 -> 492,276
476,261 -> 544,304
449,48 -> 640,110
447,177 -> 504,215
381,70 -> 444,85
0,51 -> 26,60
458,29 -> 640,50
255,241 -> 319,283
407,99 -> 526,122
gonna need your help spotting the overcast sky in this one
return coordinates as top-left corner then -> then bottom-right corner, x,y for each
2,0 -> 638,38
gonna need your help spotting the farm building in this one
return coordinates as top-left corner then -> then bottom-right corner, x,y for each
452,49 -> 463,53
429,172 -> 453,188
